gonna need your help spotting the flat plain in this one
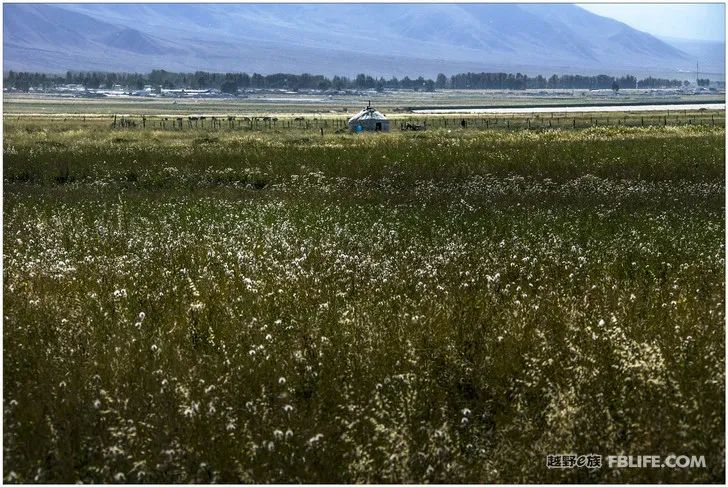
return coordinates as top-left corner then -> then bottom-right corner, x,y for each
3,102 -> 725,482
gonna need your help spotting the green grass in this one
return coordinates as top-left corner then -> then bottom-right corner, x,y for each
3,120 -> 725,482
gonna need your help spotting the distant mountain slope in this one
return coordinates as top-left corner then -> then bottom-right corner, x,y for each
658,36 -> 726,77
3,3 -> 722,79
101,28 -> 170,55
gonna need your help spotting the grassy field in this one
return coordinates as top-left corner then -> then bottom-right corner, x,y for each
3,115 -> 725,482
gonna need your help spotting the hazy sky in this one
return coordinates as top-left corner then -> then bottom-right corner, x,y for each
580,3 -> 725,42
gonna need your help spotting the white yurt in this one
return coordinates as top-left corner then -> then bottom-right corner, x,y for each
347,102 -> 390,132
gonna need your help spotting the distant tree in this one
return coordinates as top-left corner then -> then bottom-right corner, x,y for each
331,76 -> 345,90
220,80 -> 238,94
698,78 -> 710,87
547,74 -> 559,89
7,68 -> 695,94
637,76 -> 682,89
251,73 -> 265,88
533,74 -> 546,89
82,73 -> 100,89
595,74 -> 612,89
15,78 -> 30,92
239,73 -> 250,89
618,75 -> 637,89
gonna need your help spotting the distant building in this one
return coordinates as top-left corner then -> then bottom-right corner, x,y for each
347,101 -> 389,132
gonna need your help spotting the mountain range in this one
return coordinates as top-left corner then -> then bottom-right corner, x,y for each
3,3 -> 724,79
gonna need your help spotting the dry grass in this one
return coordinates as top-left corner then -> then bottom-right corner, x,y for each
3,120 -> 725,482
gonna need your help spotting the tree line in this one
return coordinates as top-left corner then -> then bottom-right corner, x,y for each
4,69 -> 696,92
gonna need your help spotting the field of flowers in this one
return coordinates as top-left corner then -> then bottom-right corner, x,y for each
3,122 -> 725,482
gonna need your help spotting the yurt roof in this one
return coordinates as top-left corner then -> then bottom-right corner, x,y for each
348,106 -> 388,124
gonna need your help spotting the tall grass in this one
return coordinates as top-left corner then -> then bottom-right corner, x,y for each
3,123 -> 725,482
